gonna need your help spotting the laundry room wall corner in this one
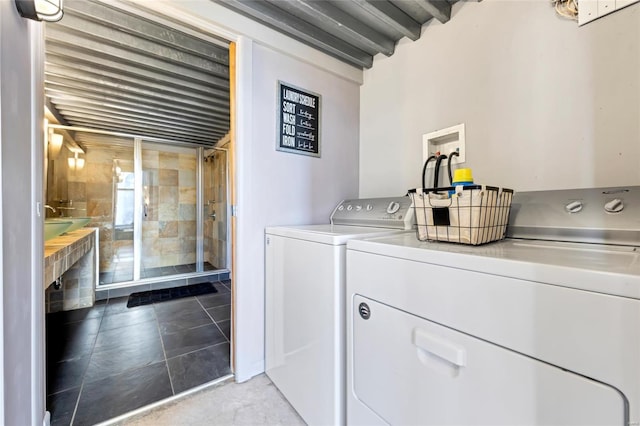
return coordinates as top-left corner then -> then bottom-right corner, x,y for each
234,43 -> 360,381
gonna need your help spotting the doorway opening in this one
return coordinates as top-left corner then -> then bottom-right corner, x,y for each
42,2 -> 236,423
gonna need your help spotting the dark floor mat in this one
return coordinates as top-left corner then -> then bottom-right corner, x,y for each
127,283 -> 219,308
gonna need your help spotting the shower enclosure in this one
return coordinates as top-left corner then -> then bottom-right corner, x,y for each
45,127 -> 230,290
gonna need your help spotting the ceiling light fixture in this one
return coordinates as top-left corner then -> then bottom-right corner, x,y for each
15,0 -> 64,22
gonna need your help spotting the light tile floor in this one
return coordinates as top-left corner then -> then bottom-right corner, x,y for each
116,374 -> 306,426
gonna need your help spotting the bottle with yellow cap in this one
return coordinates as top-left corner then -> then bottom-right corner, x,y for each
449,168 -> 474,197
453,168 -> 473,185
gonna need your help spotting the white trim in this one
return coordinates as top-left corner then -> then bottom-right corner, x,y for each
0,7 -> 5,423
232,35 -> 255,382
196,146 -> 204,272
95,269 -> 229,292
126,0 -> 363,85
133,137 -> 142,281
30,20 -> 46,425
94,230 -> 100,292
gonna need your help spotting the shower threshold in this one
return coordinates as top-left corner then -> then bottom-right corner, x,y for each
96,268 -> 230,301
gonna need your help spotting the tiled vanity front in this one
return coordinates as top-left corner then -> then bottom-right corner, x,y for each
44,228 -> 98,313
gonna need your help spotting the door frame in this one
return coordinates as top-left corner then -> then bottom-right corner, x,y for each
30,17 -> 258,426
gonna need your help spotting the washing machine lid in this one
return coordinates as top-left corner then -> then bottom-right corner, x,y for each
265,224 -> 410,245
347,233 -> 640,300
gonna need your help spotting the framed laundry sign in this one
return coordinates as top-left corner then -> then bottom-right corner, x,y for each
276,81 -> 321,158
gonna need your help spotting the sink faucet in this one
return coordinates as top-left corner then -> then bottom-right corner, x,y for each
44,205 -> 56,215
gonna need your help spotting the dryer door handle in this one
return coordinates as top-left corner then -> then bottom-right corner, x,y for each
413,328 -> 467,367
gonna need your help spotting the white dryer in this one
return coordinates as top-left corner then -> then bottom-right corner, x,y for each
265,196 -> 414,426
346,186 -> 640,425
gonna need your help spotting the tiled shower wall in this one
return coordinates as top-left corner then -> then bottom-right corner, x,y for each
141,146 -> 197,269
204,147 -> 228,269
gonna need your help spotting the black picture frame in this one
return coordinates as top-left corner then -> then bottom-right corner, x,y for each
276,81 -> 321,158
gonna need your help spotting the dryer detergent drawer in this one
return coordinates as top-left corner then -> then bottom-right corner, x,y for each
352,295 -> 624,425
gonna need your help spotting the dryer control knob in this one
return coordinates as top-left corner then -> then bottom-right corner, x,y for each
565,201 -> 583,213
604,198 -> 624,213
366,204 -> 373,211
386,201 -> 400,214
346,205 -> 353,211
355,205 -> 362,211
337,205 -> 344,211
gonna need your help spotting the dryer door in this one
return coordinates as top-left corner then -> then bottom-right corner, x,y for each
352,295 -> 625,425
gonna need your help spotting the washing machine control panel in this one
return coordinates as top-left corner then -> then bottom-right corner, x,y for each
507,186 -> 640,245
331,196 -> 414,230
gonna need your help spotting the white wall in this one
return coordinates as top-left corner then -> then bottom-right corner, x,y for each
137,0 -> 361,383
1,3 -> 45,424
234,41 -> 360,380
359,0 -> 640,196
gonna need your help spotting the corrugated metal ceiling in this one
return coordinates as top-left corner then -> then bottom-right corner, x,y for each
213,0 -> 454,69
45,0 -> 231,147
44,0 -> 455,148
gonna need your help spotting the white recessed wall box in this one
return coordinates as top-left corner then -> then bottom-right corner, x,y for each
422,123 -> 466,168
578,0 -> 639,26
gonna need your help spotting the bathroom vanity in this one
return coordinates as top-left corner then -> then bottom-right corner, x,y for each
44,228 -> 99,313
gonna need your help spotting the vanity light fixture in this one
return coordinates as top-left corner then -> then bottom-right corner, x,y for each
48,131 -> 63,158
68,151 -> 85,171
15,0 -> 64,22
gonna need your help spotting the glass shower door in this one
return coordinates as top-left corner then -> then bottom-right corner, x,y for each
140,142 -> 198,278
66,140 -> 135,286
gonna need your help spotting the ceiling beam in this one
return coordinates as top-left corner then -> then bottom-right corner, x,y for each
276,0 -> 396,56
65,118 -> 222,145
44,87 -> 228,122
45,63 -> 229,105
45,82 -> 227,126
45,30 -> 226,84
45,46 -> 229,91
214,0 -> 373,68
350,0 -> 422,41
58,110 -> 223,139
46,96 -> 225,127
414,0 -> 451,23
53,103 -> 229,131
61,125 -> 214,149
64,1 -> 229,66
45,99 -> 70,126
44,75 -> 229,114
51,15 -> 229,77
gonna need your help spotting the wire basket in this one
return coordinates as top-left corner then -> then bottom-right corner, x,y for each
408,185 -> 514,245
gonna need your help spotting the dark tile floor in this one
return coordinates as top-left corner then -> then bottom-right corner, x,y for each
46,280 -> 232,426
